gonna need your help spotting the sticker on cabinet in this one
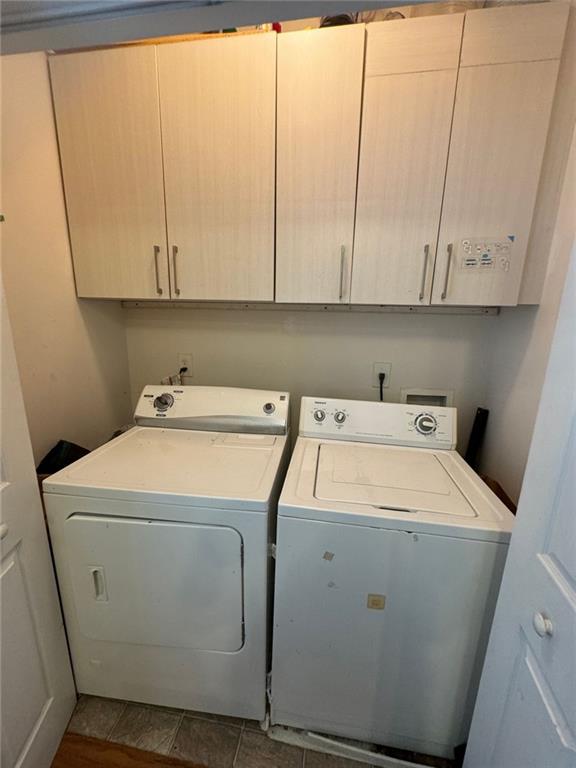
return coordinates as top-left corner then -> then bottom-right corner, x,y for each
459,237 -> 514,272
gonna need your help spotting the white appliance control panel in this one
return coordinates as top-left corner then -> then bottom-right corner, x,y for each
135,385 -> 290,435
300,397 -> 457,449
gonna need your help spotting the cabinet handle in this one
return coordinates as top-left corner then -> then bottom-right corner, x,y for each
172,245 -> 181,296
419,244 -> 430,301
441,243 -> 453,300
153,245 -> 163,295
339,245 -> 346,302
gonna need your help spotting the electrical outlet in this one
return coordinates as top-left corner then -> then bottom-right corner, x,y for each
372,362 -> 392,388
177,353 -> 193,377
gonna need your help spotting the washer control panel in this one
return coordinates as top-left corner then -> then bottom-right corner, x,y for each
135,386 -> 290,435
300,397 -> 456,449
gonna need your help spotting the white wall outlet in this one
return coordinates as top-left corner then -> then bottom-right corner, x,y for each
177,353 -> 193,377
372,362 -> 392,388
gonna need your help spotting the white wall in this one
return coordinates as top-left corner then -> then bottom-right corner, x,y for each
480,2 -> 576,502
1,52 -> 132,464
124,307 -> 496,448
481,124 -> 576,502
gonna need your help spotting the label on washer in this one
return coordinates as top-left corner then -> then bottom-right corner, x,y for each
367,594 -> 386,610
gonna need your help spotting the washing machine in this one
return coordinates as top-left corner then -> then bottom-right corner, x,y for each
44,386 -> 290,721
270,397 -> 514,759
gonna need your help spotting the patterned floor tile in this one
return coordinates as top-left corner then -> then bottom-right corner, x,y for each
67,695 -> 126,740
171,716 -> 241,768
235,730 -> 304,768
109,703 -> 182,755
305,751 -> 374,767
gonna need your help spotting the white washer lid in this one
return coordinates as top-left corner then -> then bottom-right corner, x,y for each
43,426 -> 287,511
279,438 -> 514,542
315,443 -> 477,517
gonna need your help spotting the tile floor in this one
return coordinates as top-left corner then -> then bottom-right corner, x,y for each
67,695 -> 376,768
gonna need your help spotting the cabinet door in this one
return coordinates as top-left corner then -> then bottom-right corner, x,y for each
158,34 -> 275,301
276,26 -> 364,304
50,48 -> 169,299
432,3 -> 568,306
352,16 -> 462,305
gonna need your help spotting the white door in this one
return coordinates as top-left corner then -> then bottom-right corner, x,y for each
275,25 -> 364,304
50,47 -> 170,299
351,15 -> 462,305
0,287 -> 76,767
463,243 -> 576,766
158,33 -> 276,301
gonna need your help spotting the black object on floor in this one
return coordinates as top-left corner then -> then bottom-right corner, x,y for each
465,407 -> 489,471
37,439 -> 90,475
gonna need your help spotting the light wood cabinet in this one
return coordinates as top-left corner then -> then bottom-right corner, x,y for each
275,25 -> 365,304
432,3 -> 568,306
50,47 -> 169,300
157,34 -> 276,301
351,15 -> 462,305
50,4 -> 568,308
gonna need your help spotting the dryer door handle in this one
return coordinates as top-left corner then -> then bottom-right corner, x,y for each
91,567 -> 108,602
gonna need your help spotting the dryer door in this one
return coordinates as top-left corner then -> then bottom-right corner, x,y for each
64,515 -> 244,652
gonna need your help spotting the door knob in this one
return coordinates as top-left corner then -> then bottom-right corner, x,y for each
532,611 -> 554,638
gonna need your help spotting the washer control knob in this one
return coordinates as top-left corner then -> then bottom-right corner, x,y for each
334,411 -> 346,425
313,409 -> 326,423
154,393 -> 174,411
263,402 -> 275,414
415,413 -> 437,435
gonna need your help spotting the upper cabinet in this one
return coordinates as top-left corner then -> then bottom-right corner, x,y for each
157,34 -> 276,301
352,15 -> 463,305
432,2 -> 569,306
50,35 -> 275,302
50,47 -> 169,299
275,25 -> 365,304
51,4 -> 569,307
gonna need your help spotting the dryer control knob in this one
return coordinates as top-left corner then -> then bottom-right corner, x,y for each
334,411 -> 346,424
154,393 -> 174,411
415,413 -> 437,435
313,409 -> 326,423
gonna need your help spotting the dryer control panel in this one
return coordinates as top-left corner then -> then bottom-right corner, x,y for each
135,386 -> 290,435
300,397 -> 456,449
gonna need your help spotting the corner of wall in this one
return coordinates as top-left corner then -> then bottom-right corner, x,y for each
1,51 -> 132,463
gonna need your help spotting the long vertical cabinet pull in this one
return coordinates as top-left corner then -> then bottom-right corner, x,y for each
431,3 -> 568,306
441,243 -> 453,300
351,15 -> 463,306
339,246 -> 346,301
276,25 -> 364,303
419,244 -> 430,301
172,245 -> 181,296
153,245 -> 163,295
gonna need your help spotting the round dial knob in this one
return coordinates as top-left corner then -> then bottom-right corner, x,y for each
313,409 -> 326,423
415,413 -> 437,435
263,402 -> 275,414
334,411 -> 346,425
154,393 -> 174,411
